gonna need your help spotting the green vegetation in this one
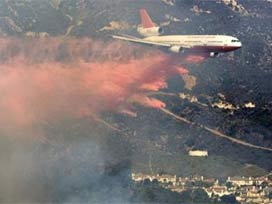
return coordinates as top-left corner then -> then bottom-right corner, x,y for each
130,181 -> 240,204
132,147 -> 268,178
220,195 -> 239,204
131,180 -> 213,204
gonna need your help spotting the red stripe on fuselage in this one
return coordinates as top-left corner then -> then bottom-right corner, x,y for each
191,45 -> 241,52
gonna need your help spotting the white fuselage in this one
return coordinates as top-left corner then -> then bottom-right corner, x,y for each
144,35 -> 242,53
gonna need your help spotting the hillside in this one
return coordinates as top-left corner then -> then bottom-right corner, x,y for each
0,0 -> 271,202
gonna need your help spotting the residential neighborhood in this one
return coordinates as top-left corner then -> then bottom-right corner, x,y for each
132,173 -> 272,204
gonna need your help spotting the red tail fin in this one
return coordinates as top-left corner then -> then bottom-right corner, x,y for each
140,9 -> 155,28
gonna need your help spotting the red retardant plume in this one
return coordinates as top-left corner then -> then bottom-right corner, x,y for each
0,37 -> 204,137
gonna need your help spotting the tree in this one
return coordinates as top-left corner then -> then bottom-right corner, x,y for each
220,195 -> 239,204
268,192 -> 272,199
131,181 -> 182,204
261,181 -> 268,188
151,179 -> 159,186
191,189 -> 210,203
226,182 -> 234,189
143,178 -> 151,186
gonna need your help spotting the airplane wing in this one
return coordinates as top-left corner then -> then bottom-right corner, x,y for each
112,35 -> 193,49
112,35 -> 171,47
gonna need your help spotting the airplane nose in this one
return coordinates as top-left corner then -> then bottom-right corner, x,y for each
238,42 -> 242,48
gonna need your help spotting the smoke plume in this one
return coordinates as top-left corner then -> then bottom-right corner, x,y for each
0,37 -> 204,202
0,37 -> 192,136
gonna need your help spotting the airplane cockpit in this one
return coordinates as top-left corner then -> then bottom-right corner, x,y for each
230,38 -> 242,48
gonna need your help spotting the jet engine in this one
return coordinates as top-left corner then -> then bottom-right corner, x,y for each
209,52 -> 219,58
137,26 -> 163,37
169,46 -> 183,53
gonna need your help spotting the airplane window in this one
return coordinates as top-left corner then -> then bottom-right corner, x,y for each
231,40 -> 239,42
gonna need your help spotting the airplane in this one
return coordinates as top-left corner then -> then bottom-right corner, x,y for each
112,9 -> 242,58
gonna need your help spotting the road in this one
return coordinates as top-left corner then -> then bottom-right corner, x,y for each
161,108 -> 272,152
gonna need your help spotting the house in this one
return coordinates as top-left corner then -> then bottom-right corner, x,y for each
227,176 -> 254,186
212,186 -> 232,197
205,188 -> 213,198
240,185 -> 262,192
156,174 -> 177,185
203,178 -> 217,184
189,150 -> 208,157
169,186 -> 186,193
236,196 -> 246,203
131,173 -> 156,182
247,189 -> 265,198
254,176 -> 268,185
131,173 -> 177,185
192,175 -> 204,181
205,185 -> 231,197
246,197 -> 266,204
177,177 -> 189,186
